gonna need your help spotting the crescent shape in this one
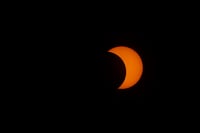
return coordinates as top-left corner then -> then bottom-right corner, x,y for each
108,46 -> 143,89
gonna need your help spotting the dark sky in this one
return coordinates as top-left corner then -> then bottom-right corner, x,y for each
7,4 -> 200,129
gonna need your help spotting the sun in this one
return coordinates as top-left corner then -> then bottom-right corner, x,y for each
108,46 -> 143,89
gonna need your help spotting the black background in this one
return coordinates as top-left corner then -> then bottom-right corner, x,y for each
3,2 -> 200,130
7,11 -> 199,127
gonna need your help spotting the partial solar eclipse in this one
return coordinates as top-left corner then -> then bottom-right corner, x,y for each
108,46 -> 143,89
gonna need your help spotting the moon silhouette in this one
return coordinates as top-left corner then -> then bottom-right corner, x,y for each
108,46 -> 143,89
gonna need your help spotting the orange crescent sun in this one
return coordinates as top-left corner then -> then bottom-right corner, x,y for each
108,46 -> 143,89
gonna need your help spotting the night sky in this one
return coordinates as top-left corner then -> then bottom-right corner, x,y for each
7,4 -> 200,129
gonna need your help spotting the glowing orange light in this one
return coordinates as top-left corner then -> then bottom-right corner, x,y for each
108,46 -> 143,89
